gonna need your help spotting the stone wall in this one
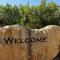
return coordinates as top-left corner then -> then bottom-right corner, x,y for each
0,25 -> 60,60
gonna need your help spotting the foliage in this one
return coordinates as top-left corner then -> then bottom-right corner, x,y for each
0,0 -> 60,29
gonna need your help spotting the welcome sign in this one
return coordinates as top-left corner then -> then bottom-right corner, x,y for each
0,25 -> 60,60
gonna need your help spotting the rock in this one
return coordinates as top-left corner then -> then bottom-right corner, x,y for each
31,25 -> 60,60
0,25 -> 59,60
0,25 -> 28,60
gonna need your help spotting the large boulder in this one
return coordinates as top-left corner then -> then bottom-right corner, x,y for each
31,25 -> 60,60
0,25 -> 59,60
0,25 -> 28,60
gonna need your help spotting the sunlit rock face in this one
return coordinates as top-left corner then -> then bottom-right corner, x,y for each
0,25 -> 59,60
0,25 -> 28,60
31,25 -> 60,60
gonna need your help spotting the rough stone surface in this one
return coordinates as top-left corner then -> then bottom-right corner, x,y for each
0,25 -> 28,60
31,25 -> 60,60
0,25 -> 59,60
